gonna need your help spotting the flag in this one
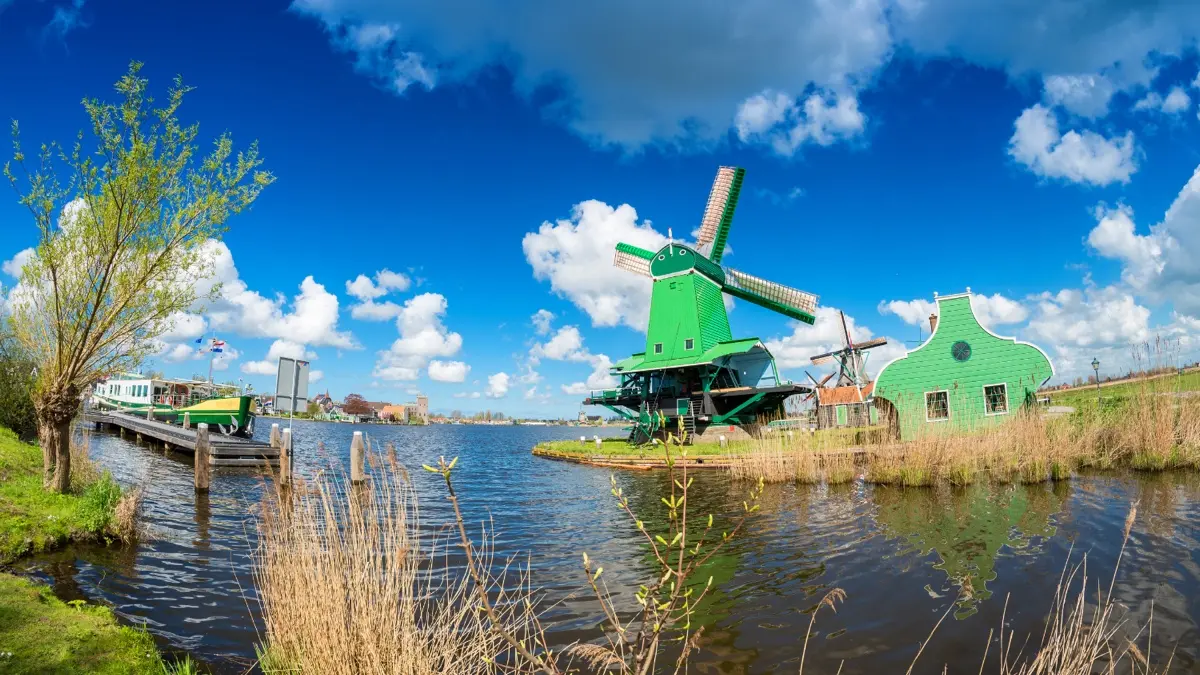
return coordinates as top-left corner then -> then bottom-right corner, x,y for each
212,348 -> 223,353
212,339 -> 226,347
195,337 -> 203,344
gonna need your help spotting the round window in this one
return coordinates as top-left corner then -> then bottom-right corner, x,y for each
951,341 -> 971,362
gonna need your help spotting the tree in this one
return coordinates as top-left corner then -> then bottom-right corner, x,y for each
306,401 -> 321,416
5,63 -> 272,492
0,329 -> 37,440
342,393 -> 371,416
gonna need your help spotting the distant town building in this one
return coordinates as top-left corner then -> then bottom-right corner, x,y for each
378,395 -> 429,424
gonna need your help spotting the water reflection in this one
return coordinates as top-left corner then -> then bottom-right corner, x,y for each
12,421 -> 1200,673
874,482 -> 1067,618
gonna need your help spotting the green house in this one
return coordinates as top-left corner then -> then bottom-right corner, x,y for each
873,291 -> 1053,440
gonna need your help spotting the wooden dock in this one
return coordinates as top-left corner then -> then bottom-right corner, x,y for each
83,410 -> 279,468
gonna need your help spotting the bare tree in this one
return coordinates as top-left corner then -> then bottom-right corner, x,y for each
5,62 -> 272,492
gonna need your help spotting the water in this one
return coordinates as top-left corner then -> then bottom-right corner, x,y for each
19,420 -> 1200,673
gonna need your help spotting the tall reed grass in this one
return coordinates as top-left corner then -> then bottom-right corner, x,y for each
731,385 -> 1200,487
253,455 -> 544,674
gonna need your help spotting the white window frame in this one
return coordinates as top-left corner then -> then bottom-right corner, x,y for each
684,338 -> 695,351
654,342 -> 664,354
982,382 -> 1009,416
925,390 -> 950,423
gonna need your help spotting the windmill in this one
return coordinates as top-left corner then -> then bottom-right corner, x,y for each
586,166 -> 821,443
808,310 -> 888,388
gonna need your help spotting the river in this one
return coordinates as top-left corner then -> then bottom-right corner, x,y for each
18,420 -> 1200,673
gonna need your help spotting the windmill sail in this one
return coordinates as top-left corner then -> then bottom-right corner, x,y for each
722,267 -> 818,324
695,166 -> 744,263
613,242 -> 655,278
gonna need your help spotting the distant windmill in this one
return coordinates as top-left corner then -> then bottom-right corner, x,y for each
808,311 -> 888,389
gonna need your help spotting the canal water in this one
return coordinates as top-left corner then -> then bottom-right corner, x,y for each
19,420 -> 1200,673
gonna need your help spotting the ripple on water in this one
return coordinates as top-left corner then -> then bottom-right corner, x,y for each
16,422 -> 1200,673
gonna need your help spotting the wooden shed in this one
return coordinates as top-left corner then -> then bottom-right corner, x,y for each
815,382 -> 878,429
873,290 -> 1053,440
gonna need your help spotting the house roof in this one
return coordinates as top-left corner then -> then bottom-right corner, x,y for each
379,405 -> 407,417
817,382 -> 874,406
613,338 -> 764,374
367,401 -> 391,411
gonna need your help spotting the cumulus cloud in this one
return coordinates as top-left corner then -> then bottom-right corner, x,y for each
765,306 -> 906,378
523,201 -> 667,330
310,369 -> 324,383
1026,285 -> 1150,350
1133,86 -> 1192,114
878,298 -> 939,327
531,309 -> 555,335
1085,167 -> 1200,319
347,268 -> 411,321
241,339 -> 317,375
734,89 -> 866,156
561,382 -> 589,396
530,325 -> 618,393
485,372 -> 510,398
428,359 -> 470,382
1008,104 -> 1137,186
1,248 -> 34,278
373,293 -> 464,381
294,0 -> 1200,152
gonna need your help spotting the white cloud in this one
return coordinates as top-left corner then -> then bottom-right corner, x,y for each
1134,86 -> 1192,114
531,309 -> 555,335
161,312 -> 207,341
162,343 -> 197,364
1026,285 -> 1150,350
190,240 -> 357,349
523,200 -> 667,330
765,306 -> 906,378
561,382 -> 589,396
453,391 -> 482,399
1085,166 -> 1200,319
373,293 -> 464,381
530,326 -> 589,363
1008,104 -> 1137,186
1042,74 -> 1116,119
485,372 -> 510,399
310,369 -> 324,384
347,269 -> 411,321
878,298 -> 938,326
292,0 -> 891,149
734,89 -> 866,156
296,0 -> 1200,151
428,359 -> 470,382
241,339 -> 316,376
1,248 -> 34,278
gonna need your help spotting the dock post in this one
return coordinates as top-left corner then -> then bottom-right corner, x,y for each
146,406 -> 154,421
136,432 -> 143,443
119,427 -> 125,438
183,412 -> 191,430
194,423 -> 212,494
280,428 -> 292,487
350,431 -> 365,484
270,423 -> 280,449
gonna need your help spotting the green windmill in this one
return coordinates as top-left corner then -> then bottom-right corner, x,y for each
585,166 -> 820,444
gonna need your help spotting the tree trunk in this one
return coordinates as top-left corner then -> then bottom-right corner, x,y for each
34,384 -> 79,493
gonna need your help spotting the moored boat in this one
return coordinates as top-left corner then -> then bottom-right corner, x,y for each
89,374 -> 256,437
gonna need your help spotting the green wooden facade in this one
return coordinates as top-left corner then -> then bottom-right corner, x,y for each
873,292 -> 1053,440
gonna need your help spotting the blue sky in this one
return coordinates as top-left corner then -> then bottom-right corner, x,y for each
3,0 -> 1200,417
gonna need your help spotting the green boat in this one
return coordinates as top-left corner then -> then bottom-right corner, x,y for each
89,375 -> 256,437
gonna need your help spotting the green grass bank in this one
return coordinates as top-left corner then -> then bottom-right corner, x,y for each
0,426 -> 189,674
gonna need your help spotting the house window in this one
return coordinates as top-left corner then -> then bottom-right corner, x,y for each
925,390 -> 949,422
654,343 -> 663,354
984,383 -> 1008,415
684,338 -> 694,350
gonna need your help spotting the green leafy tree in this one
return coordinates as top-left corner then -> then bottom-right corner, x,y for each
0,328 -> 37,440
4,62 -> 273,492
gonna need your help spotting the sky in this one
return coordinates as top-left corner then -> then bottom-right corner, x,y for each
3,0 -> 1200,418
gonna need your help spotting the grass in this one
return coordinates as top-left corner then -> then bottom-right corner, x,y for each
725,382 -> 1200,487
0,572 -> 165,675
0,427 -> 138,564
1048,367 -> 1200,410
254,454 -> 541,674
535,426 -> 887,462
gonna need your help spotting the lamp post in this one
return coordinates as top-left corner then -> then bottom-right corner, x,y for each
1091,357 -> 1101,405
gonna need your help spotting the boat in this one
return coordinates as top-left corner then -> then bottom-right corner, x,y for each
89,374 -> 256,437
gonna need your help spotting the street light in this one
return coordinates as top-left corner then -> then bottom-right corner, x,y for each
1091,357 -> 1101,405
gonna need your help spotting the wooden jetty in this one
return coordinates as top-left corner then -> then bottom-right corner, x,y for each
84,409 -> 280,468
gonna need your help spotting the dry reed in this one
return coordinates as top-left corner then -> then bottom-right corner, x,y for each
253,454 -> 544,674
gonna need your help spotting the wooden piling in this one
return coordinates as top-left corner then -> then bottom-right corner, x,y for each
194,423 -> 211,494
350,431 -> 365,484
146,406 -> 154,421
183,412 -> 191,430
280,428 -> 292,487
270,423 -> 280,449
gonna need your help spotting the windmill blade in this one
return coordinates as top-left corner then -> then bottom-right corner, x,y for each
810,353 -> 836,365
694,166 -> 744,263
722,267 -> 819,324
854,337 -> 889,350
613,242 -> 655,278
818,372 -> 835,387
